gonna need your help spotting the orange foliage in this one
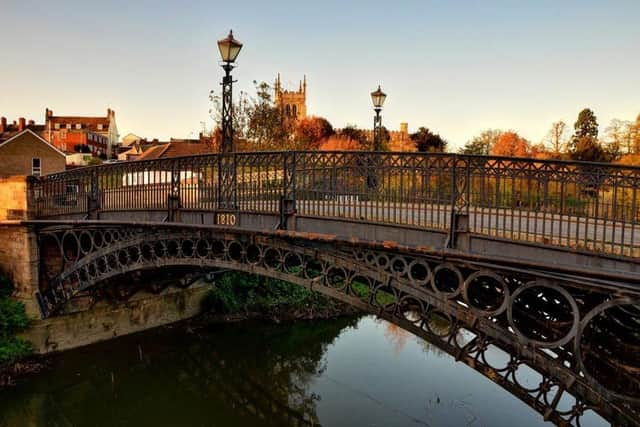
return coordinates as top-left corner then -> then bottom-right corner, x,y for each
384,322 -> 410,355
292,116 -> 334,150
318,135 -> 364,151
490,131 -> 531,157
617,154 -> 640,166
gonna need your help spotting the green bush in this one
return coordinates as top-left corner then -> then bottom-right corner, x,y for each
0,275 -> 32,369
202,272 -> 331,315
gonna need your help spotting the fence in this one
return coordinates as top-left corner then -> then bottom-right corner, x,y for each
31,151 -> 640,257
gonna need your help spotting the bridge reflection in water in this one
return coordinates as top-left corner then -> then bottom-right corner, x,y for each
0,317 -> 612,427
27,151 -> 640,426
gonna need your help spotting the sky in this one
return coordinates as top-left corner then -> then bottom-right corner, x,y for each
0,0 -> 638,150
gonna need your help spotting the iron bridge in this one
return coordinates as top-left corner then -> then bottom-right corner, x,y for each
27,151 -> 640,426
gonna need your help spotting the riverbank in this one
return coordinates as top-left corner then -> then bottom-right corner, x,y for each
1,271 -> 360,388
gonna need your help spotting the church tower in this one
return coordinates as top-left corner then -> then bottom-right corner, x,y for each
274,74 -> 307,120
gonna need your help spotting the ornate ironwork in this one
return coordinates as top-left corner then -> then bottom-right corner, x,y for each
31,151 -> 640,256
33,222 -> 640,426
220,63 -> 234,154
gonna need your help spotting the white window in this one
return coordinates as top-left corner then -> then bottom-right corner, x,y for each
97,124 -> 103,130
54,123 -> 60,130
32,158 -> 41,176
66,124 -> 71,129
75,123 -> 81,130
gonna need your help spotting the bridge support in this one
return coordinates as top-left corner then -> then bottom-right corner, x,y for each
167,195 -> 181,222
447,213 -> 469,251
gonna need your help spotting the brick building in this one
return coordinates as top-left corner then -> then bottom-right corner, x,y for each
0,116 -> 45,143
43,108 -> 119,158
0,129 -> 66,177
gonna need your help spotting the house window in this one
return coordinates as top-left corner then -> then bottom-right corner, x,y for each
54,123 -> 60,130
75,123 -> 81,130
66,124 -> 71,129
32,158 -> 41,176
97,124 -> 103,130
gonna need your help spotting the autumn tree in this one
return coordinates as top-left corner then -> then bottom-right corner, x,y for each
338,125 -> 369,150
544,121 -> 569,158
318,135 -> 363,151
490,131 -> 531,157
292,116 -> 334,150
459,129 -> 503,155
209,81 -> 290,151
603,119 -> 633,159
246,81 -> 290,150
410,127 -> 447,153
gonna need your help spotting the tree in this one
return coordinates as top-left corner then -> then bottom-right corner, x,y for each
318,136 -> 363,151
246,81 -> 290,150
410,127 -> 447,153
569,108 -> 607,162
490,131 -> 531,157
568,108 -> 598,153
544,121 -> 569,157
209,81 -> 288,151
630,113 -> 640,155
292,116 -> 334,150
604,119 -> 632,159
571,136 -> 607,163
339,125 -> 369,148
459,129 -> 503,155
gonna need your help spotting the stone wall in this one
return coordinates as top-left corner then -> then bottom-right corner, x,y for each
0,176 -> 34,220
0,224 -> 39,317
22,283 -> 211,354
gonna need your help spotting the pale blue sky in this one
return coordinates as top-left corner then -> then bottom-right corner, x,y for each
1,0 -> 638,149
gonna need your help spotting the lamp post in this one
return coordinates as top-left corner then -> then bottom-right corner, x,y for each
217,30 -> 243,153
216,30 -> 242,211
370,85 -> 387,151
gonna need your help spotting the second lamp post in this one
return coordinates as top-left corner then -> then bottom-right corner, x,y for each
370,85 -> 387,151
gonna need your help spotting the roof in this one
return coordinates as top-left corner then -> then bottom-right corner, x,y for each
136,141 -> 217,160
0,129 -> 66,157
0,124 -> 45,143
47,116 -> 111,132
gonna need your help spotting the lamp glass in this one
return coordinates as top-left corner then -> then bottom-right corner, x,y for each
217,30 -> 243,63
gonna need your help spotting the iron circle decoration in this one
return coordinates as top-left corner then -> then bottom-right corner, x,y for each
507,281 -> 579,348
61,231 -> 80,262
462,270 -> 510,317
430,263 -> 464,298
574,298 -> 640,403
407,259 -> 432,287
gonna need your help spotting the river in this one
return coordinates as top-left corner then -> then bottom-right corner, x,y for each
0,316 -> 607,427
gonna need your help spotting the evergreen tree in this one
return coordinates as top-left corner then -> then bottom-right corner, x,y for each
410,127 -> 447,153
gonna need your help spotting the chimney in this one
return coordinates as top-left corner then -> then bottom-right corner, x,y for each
18,117 -> 26,131
28,119 -> 35,126
0,117 -> 6,133
46,108 -> 53,118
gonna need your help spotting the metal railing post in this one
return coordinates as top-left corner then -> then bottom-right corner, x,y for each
279,151 -> 297,230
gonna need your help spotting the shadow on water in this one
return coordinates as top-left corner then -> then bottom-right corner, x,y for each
0,315 -> 611,427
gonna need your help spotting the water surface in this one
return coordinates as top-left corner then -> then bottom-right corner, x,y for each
0,316 -> 605,426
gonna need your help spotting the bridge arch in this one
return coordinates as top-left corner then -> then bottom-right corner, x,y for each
32,222 -> 640,425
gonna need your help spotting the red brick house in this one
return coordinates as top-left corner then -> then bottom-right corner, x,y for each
43,108 -> 119,158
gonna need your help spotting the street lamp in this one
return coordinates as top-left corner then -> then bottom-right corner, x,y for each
217,30 -> 243,153
370,85 -> 387,151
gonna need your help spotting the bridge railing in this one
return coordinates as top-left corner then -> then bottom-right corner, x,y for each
31,151 -> 640,257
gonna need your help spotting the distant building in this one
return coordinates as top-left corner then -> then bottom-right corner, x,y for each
336,122 -> 417,152
0,117 -> 45,143
44,108 -> 119,158
136,140 -> 217,160
120,132 -> 142,148
0,129 -> 66,177
275,74 -> 307,120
